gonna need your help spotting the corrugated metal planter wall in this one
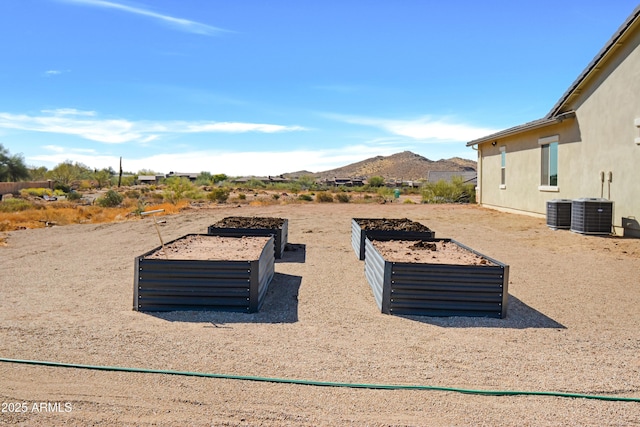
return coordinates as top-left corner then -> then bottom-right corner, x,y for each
134,235 -> 275,313
207,219 -> 288,259
351,218 -> 435,260
364,237 -> 509,318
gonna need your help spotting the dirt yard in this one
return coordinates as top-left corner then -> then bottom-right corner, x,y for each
1,203 -> 639,426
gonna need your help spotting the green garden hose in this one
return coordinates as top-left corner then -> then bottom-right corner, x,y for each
1,357 -> 638,402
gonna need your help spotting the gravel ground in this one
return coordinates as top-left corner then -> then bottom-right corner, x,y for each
1,203 -> 639,426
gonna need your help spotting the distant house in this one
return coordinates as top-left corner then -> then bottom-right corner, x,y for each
137,175 -> 164,185
427,171 -> 477,186
166,172 -> 199,181
323,177 -> 365,187
382,179 -> 422,188
230,175 -> 291,185
467,5 -> 640,236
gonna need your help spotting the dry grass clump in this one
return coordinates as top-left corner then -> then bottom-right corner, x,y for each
248,198 -> 281,207
0,200 -> 189,231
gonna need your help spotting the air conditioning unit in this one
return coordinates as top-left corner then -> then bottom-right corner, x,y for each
546,199 -> 572,230
570,198 -> 613,235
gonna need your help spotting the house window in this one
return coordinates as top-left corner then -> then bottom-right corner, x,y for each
539,136 -> 558,190
500,146 -> 506,189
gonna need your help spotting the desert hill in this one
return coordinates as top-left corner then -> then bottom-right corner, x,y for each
283,151 -> 476,181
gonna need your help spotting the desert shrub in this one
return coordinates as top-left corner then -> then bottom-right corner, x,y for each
377,186 -> 394,202
20,188 -> 53,198
403,198 -> 416,204
163,177 -> 196,204
421,176 -> 475,204
77,180 -> 93,190
149,192 -> 164,201
119,176 -> 136,186
208,187 -> 230,203
132,199 -> 147,215
96,189 -> 124,207
53,182 -> 71,193
298,194 -> 313,202
195,172 -> 213,186
272,193 -> 280,200
238,193 -> 246,200
67,191 -> 82,201
125,190 -> 141,199
0,198 -> 34,212
316,192 -> 334,203
247,178 -> 266,189
335,193 -> 350,203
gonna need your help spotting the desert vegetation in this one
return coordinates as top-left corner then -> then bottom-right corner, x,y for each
0,152 -> 475,231
421,176 -> 476,204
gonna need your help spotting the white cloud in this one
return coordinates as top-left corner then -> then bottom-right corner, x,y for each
327,113 -> 498,143
59,0 -> 229,36
41,108 -> 96,116
184,122 -> 307,133
0,110 -> 307,144
44,70 -> 62,77
42,145 -> 66,153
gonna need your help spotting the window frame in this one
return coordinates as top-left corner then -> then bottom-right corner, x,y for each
538,135 -> 559,192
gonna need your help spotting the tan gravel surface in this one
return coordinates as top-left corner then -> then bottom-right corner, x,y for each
1,203 -> 640,426
144,235 -> 272,260
370,239 -> 496,265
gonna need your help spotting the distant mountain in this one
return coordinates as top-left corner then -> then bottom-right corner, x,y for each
282,151 -> 476,181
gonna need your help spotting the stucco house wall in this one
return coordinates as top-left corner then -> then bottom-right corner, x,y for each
470,5 -> 640,234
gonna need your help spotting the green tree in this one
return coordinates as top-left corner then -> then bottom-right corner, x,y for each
46,161 -> 92,185
296,175 -> 316,190
137,168 -> 159,176
212,173 -> 228,183
0,144 -> 30,182
28,166 -> 49,181
367,176 -> 385,187
195,171 -> 213,185
92,168 -> 113,188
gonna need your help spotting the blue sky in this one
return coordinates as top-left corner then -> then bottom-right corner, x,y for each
0,1 -> 637,176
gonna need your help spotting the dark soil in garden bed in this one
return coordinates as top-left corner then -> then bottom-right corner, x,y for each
212,216 -> 286,229
357,218 -> 432,232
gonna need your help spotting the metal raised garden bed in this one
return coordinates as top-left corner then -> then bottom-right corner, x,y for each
351,218 -> 435,260
134,234 -> 275,313
208,216 -> 288,259
364,237 -> 509,318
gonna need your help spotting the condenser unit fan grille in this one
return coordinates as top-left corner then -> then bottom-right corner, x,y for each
570,198 -> 613,235
546,199 -> 572,229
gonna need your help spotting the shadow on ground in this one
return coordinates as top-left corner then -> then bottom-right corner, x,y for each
144,272 -> 302,325
277,243 -> 306,263
398,295 -> 566,329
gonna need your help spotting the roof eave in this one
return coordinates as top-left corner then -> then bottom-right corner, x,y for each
466,111 -> 575,147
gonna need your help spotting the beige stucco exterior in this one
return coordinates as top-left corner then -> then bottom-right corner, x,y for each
471,7 -> 640,234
